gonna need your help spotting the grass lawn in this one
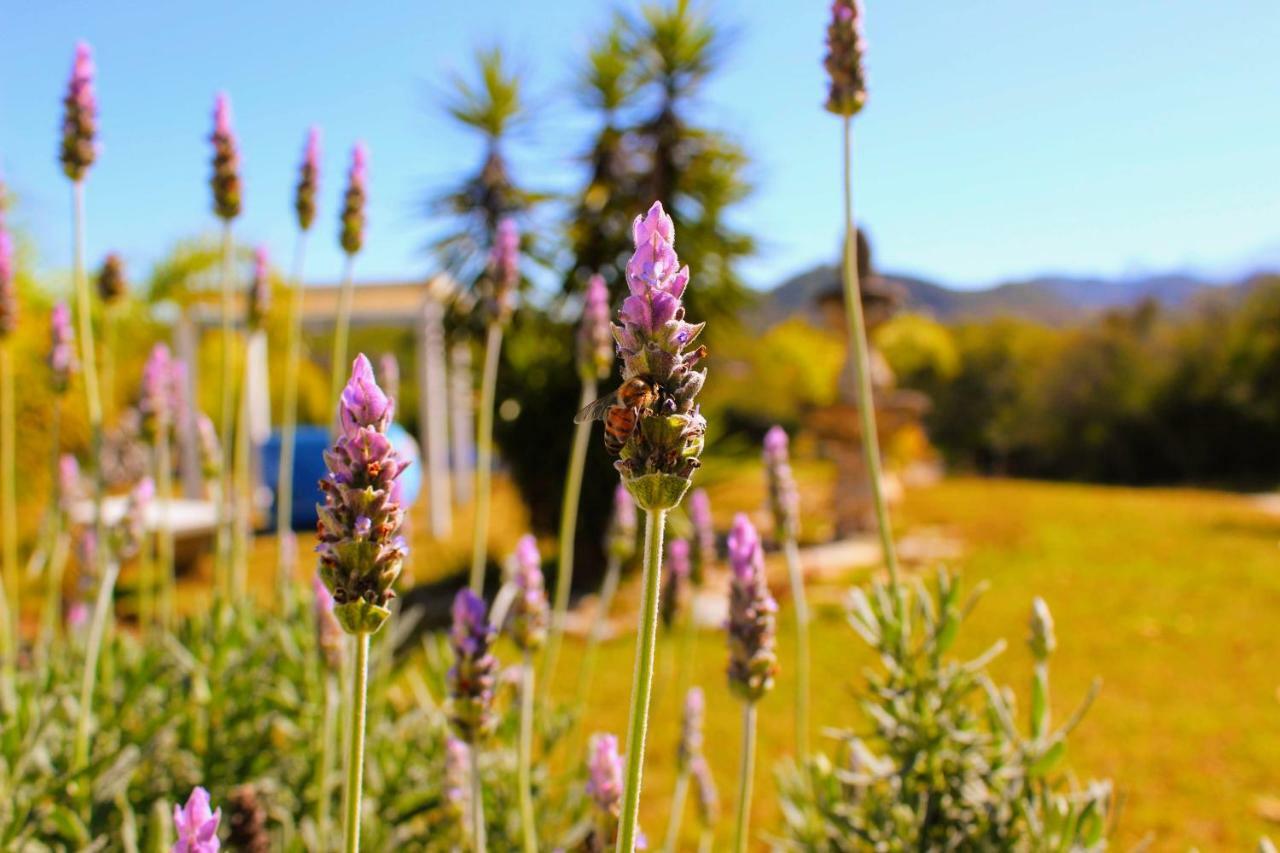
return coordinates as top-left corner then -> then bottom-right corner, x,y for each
551,475 -> 1280,849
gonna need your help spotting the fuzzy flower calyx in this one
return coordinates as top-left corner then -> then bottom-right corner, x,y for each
295,127 -> 320,231
209,93 -> 241,220
726,513 -> 778,702
824,0 -> 868,116
316,354 -> 409,634
339,142 -> 367,254
447,589 -> 499,744
507,534 -> 548,652
577,273 -> 614,381
172,786 -> 221,853
609,201 -> 707,509
60,42 -> 98,181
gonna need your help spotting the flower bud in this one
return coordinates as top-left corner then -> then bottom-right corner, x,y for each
96,252 -> 127,303
139,343 -> 172,441
1029,596 -> 1056,662
577,274 -> 613,381
48,302 -> 77,394
507,534 -> 548,652
447,589 -> 499,744
59,43 -> 98,181
226,784 -> 269,853
339,142 -> 367,255
824,0 -> 868,117
763,426 -> 800,538
586,732 -> 625,850
661,538 -> 690,628
726,514 -> 778,703
172,786 -> 221,853
295,127 -> 320,232
209,93 -> 242,220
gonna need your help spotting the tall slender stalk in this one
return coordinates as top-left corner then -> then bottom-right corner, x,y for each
542,379 -> 596,694
317,671 -> 337,843
0,341 -> 17,699
616,508 -> 667,853
215,222 -> 236,598
840,116 -> 903,627
342,633 -> 370,853
469,321 -> 503,593
329,254 -> 357,419
471,748 -> 487,853
518,653 -> 538,853
36,409 -> 65,675
232,356 -> 252,598
74,558 -> 120,773
102,302 -> 117,422
662,770 -> 691,853
276,232 -> 309,606
156,429 -> 175,631
732,703 -> 758,853
783,538 -> 810,762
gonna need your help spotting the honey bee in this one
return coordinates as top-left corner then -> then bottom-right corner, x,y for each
574,377 -> 661,455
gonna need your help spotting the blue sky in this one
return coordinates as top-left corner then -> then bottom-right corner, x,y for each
1,0 -> 1277,292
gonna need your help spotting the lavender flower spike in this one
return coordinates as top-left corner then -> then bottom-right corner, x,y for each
661,537 -> 691,628
312,571 -> 344,670
172,786 -> 222,853
610,201 -> 708,509
316,354 -> 409,634
726,514 -> 778,702
60,42 -> 98,181
139,343 -> 172,441
577,273 -> 613,381
508,534 -> 548,652
488,216 -> 519,322
763,426 -> 800,538
587,733 -> 624,848
209,93 -> 241,220
687,487 -> 715,586
247,246 -> 270,328
295,127 -> 321,232
339,142 -> 367,255
824,0 -> 868,116
96,253 -> 127,303
49,302 -> 78,394
605,482 -> 637,562
447,588 -> 499,743
678,686 -> 705,774
0,213 -> 15,338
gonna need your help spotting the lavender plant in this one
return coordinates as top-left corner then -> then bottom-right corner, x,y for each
725,514 -> 778,852
172,787 -> 221,852
316,353 -> 409,853
824,0 -> 904,632
448,588 -> 499,852
506,534 -> 549,853
661,687 -> 704,853
777,571 -> 1111,849
764,425 -> 810,761
545,273 -> 615,699
469,216 -> 520,593
209,92 -> 243,599
329,142 -> 367,414
277,127 -> 321,604
606,200 -> 708,852
585,733 -> 626,852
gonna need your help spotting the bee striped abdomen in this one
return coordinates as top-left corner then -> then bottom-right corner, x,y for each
602,405 -> 640,455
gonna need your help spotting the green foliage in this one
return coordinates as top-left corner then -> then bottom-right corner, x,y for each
776,570 -> 1112,851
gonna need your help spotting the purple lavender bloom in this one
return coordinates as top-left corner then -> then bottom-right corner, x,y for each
447,588 -> 499,744
0,209 -> 15,338
378,353 -> 400,405
116,476 -> 154,562
824,0 -> 868,116
339,142 -> 367,255
763,426 -> 800,538
96,253 -> 127,303
444,736 -> 470,823
661,538 -> 691,628
507,533 -> 548,652
295,127 -> 320,231
316,354 -> 409,633
690,755 -> 719,828
312,571 -> 344,670
577,273 -> 614,381
678,686 -> 705,773
59,454 -> 82,514
209,93 -> 241,220
139,343 -> 172,441
604,482 -> 637,562
172,786 -> 222,853
59,42 -> 98,181
687,488 -> 715,586
609,202 -> 707,494
247,246 -> 270,328
168,357 -> 189,427
195,412 -> 221,480
49,302 -> 77,394
487,216 -> 519,322
726,513 -> 778,703
587,732 -> 623,822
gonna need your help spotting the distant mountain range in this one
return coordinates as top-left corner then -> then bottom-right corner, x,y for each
754,264 -> 1272,327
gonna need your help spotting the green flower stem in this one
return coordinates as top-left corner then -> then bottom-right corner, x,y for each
782,536 -> 810,763
518,653 -> 538,853
275,232 -> 310,607
0,341 -> 17,698
471,745 -> 487,853
156,429 -> 175,631
36,408 -> 66,675
74,557 -> 121,774
469,322 -> 504,593
329,253 -> 357,422
616,507 -> 667,853
732,702 -> 758,853
215,221 -> 236,599
661,769 -> 691,853
102,303 -> 118,422
571,553 -> 621,750
318,670 -> 337,843
840,116 -> 903,628
342,632 -> 370,853
541,379 -> 596,698
232,358 -> 252,598
697,829 -> 713,853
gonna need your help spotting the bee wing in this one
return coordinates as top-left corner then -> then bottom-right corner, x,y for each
574,393 -> 619,424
